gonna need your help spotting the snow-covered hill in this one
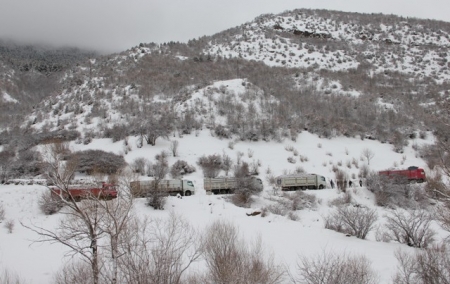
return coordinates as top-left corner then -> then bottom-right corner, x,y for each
0,125 -> 439,283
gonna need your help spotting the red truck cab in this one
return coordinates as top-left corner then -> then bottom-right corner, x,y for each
378,166 -> 426,183
50,182 -> 118,201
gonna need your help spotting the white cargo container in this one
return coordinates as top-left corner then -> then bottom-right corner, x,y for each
276,174 -> 327,190
204,176 -> 263,194
130,179 -> 195,197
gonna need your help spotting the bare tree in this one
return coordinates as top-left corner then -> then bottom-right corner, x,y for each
170,140 -> 179,157
292,250 -> 378,284
23,199 -> 104,284
362,148 -> 375,165
117,213 -> 202,284
147,151 -> 169,209
221,151 -> 233,176
99,168 -> 137,284
139,113 -> 174,146
24,142 -> 105,284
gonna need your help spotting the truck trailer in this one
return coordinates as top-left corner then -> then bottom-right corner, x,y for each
204,176 -> 263,194
49,182 -> 117,201
130,179 -> 195,197
276,173 -> 327,190
378,166 -> 426,183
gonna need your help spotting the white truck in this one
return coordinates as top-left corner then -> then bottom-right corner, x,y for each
276,173 -> 327,190
130,179 -> 195,197
204,176 -> 263,194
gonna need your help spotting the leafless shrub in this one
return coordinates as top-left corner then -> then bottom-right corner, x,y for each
293,250 -> 378,284
328,191 -> 352,207
0,267 -> 27,284
228,141 -> 235,150
221,152 -> 233,176
299,155 -> 309,162
325,205 -> 377,239
202,220 -> 285,284
285,145 -> 295,152
295,166 -> 305,174
118,213 -> 201,284
4,219 -> 14,233
283,191 -> 318,211
249,159 -> 261,175
38,190 -> 64,215
424,171 -> 448,199
375,225 -> 392,242
317,143 -> 322,148
248,148 -> 254,158
352,158 -> 359,168
131,157 -> 147,175
366,173 -> 429,209
263,203 -> 289,216
383,209 -> 435,248
394,245 -> 450,284
288,211 -> 300,221
0,204 -> 5,222
359,164 -> 370,179
170,160 -> 196,178
197,154 -> 222,178
293,149 -> 299,156
345,160 -> 351,169
326,151 -> 332,156
287,156 -> 296,164
230,190 -> 253,208
53,261 -> 93,284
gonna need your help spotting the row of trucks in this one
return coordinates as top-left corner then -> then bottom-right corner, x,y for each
47,167 -> 427,201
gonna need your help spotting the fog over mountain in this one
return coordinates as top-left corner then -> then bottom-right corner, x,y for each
0,0 -> 449,53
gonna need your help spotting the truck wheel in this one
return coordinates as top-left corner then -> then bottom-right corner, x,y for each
184,191 -> 192,196
319,185 -> 324,190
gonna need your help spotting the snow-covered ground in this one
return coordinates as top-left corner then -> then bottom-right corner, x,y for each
0,127 -> 441,283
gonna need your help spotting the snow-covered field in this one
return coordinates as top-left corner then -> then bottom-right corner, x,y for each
0,128 -> 441,283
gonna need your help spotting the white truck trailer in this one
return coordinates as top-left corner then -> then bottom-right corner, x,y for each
130,179 -> 195,197
276,174 -> 327,190
204,176 -> 263,194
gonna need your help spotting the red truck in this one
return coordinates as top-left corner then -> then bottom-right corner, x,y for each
50,182 -> 118,201
378,166 -> 426,183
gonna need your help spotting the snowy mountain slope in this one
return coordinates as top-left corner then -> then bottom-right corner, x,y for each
205,9 -> 450,82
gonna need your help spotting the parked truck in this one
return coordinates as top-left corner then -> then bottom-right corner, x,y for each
49,182 -> 118,201
204,176 -> 263,194
276,173 -> 327,190
130,179 -> 195,197
378,166 -> 426,183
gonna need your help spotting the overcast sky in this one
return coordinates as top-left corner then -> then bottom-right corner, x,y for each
0,0 -> 449,54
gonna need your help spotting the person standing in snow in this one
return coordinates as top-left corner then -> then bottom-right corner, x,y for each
330,179 -> 334,189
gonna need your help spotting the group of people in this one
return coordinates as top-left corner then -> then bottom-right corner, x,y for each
329,178 -> 362,189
